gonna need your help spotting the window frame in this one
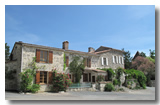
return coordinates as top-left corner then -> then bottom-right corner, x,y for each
39,71 -> 48,84
40,50 -> 49,63
87,58 -> 91,67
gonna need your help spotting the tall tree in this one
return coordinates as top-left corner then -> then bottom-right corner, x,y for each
122,48 -> 132,69
149,49 -> 155,59
140,52 -> 146,57
68,56 -> 85,83
5,43 -> 10,61
131,56 -> 155,74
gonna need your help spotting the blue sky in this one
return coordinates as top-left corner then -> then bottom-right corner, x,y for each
5,5 -> 155,57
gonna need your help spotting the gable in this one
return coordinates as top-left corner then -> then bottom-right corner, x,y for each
95,46 -> 111,52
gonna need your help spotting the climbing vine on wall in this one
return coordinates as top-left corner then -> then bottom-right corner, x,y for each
63,53 -> 66,71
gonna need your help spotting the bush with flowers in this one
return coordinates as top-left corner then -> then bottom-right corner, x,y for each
96,75 -> 105,82
19,69 -> 40,93
52,70 -> 72,92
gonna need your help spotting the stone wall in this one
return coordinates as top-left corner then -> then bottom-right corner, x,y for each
22,46 -> 64,73
5,44 -> 22,91
97,50 -> 124,69
125,79 -> 137,89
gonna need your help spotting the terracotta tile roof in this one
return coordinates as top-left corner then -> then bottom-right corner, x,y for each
14,41 -> 124,56
95,46 -> 124,53
15,41 -> 99,56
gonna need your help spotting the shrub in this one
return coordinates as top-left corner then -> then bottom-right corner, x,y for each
96,75 -> 104,82
28,84 -> 40,93
124,69 -> 147,89
20,69 -> 34,93
19,69 -> 40,93
104,83 -> 115,92
113,79 -> 118,85
52,70 -> 72,92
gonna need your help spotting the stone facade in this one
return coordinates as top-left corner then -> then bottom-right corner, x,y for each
98,50 -> 124,69
5,41 -> 125,91
5,44 -> 22,91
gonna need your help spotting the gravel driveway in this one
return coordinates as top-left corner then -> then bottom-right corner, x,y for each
5,87 -> 155,100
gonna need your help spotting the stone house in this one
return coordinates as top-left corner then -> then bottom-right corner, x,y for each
5,41 -> 124,91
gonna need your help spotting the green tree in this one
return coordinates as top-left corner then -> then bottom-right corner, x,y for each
68,56 -> 85,83
5,43 -> 10,61
140,52 -> 146,57
149,49 -> 155,59
122,48 -> 132,69
146,57 -> 155,64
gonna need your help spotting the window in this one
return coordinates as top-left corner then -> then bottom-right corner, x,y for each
65,56 -> 69,67
36,49 -> 53,63
114,56 -> 116,63
40,50 -> 48,63
103,58 -> 106,65
36,71 -> 53,84
40,71 -> 47,84
102,57 -> 108,66
121,57 -> 124,64
119,56 -> 121,64
87,58 -> 91,67
112,56 -> 115,63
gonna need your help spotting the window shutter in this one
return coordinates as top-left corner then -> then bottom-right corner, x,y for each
49,51 -> 53,63
101,57 -> 104,65
36,49 -> 40,62
119,56 -> 121,64
48,71 -> 53,84
66,56 -> 69,67
122,57 -> 124,64
106,58 -> 108,65
89,58 -> 91,67
116,56 -> 118,63
36,71 -> 40,84
112,56 -> 115,63
84,58 -> 87,67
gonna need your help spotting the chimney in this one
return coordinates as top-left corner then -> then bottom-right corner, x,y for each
88,47 -> 95,53
62,41 -> 69,50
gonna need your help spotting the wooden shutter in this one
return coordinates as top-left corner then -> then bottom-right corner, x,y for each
48,71 -> 53,84
84,58 -> 87,67
36,71 -> 40,84
36,49 -> 40,62
49,51 -> 53,63
66,56 -> 69,67
101,57 -> 104,65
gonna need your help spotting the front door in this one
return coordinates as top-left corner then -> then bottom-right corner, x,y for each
92,76 -> 95,82
83,73 -> 88,82
89,73 -> 91,82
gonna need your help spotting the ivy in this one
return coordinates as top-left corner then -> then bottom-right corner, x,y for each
5,69 -> 16,80
97,68 -> 115,81
124,69 -> 147,89
63,53 -> 66,71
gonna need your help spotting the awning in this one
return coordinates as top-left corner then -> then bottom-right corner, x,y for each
84,68 -> 106,73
